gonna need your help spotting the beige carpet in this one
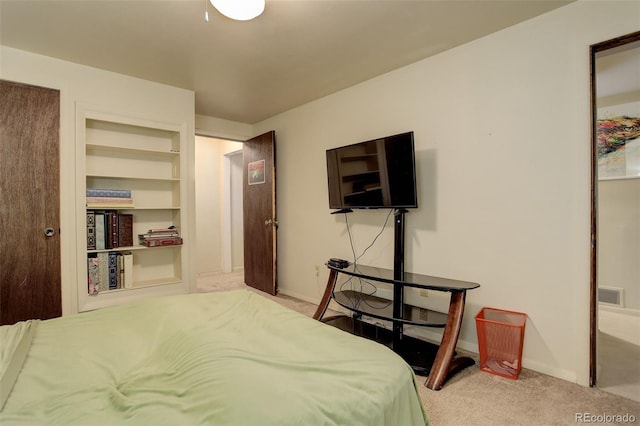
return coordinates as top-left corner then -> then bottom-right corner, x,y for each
415,362 -> 639,425
198,274 -> 640,425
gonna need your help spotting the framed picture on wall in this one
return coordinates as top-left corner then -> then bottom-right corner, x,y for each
597,101 -> 640,179
248,159 -> 266,185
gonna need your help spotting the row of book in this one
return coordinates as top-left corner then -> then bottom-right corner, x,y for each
86,188 -> 134,208
138,227 -> 183,247
87,251 -> 133,294
87,211 -> 133,250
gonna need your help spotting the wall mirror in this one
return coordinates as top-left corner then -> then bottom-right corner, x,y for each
590,30 -> 640,401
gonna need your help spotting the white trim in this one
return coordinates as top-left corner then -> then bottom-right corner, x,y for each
599,304 -> 640,317
222,149 -> 242,273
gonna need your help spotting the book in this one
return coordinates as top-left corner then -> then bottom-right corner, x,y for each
108,252 -> 118,290
116,253 -> 124,289
138,232 -> 179,244
138,225 -> 181,247
107,211 -> 118,249
87,254 -> 99,295
86,188 -> 132,198
95,212 -> 106,250
97,252 -> 109,292
86,211 -> 96,250
141,237 -> 183,247
147,227 -> 178,234
117,214 -> 134,247
86,189 -> 134,208
86,197 -> 134,208
123,252 -> 134,289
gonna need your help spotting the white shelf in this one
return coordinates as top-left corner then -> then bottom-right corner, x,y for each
76,104 -> 189,312
87,244 -> 182,254
87,174 -> 180,181
86,143 -> 180,157
86,206 -> 181,210
89,276 -> 182,293
132,206 -> 181,210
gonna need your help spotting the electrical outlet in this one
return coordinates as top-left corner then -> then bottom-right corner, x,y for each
419,308 -> 429,321
420,289 -> 429,297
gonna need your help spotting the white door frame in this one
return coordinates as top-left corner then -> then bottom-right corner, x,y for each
222,149 -> 243,272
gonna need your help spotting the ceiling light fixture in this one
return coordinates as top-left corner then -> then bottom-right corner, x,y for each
209,0 -> 265,21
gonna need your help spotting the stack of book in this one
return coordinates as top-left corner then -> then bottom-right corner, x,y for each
86,188 -> 134,208
87,251 -> 133,294
138,227 -> 182,247
87,211 -> 134,250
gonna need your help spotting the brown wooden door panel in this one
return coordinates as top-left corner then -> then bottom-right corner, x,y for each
0,80 -> 61,325
243,131 -> 277,295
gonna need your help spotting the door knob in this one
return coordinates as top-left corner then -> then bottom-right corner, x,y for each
264,218 -> 279,228
44,227 -> 55,237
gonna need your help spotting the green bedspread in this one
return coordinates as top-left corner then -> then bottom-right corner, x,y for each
0,290 -> 428,425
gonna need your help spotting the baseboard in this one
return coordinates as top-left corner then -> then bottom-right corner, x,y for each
599,304 -> 640,317
198,269 -> 244,278
277,288 -> 320,305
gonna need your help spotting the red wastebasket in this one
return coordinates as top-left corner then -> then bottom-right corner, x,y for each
475,307 -> 527,380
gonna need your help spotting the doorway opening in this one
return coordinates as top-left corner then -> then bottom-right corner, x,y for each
194,135 -> 244,291
590,31 -> 640,402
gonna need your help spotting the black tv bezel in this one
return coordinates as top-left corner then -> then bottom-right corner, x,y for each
326,131 -> 418,210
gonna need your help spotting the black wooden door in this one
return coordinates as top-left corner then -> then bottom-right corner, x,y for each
0,80 -> 62,325
243,131 -> 277,295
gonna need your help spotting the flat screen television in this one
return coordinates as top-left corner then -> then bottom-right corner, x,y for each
326,131 -> 418,210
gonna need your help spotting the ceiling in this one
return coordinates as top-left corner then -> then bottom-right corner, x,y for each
0,0 -> 574,124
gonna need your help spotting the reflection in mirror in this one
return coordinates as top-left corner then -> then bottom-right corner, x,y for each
591,32 -> 640,402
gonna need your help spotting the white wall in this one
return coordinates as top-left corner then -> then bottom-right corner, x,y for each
196,114 -> 252,141
194,136 -> 243,276
0,46 -> 196,315
245,1 -> 640,386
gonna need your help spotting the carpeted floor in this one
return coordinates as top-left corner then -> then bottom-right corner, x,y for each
198,273 -> 640,425
415,362 -> 640,425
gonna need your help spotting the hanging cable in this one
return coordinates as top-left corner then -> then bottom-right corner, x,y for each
341,209 -> 394,311
356,209 -> 393,263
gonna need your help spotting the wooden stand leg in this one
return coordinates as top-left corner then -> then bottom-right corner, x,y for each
425,290 -> 474,390
313,269 -> 338,320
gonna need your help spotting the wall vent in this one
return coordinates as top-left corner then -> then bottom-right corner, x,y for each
598,286 -> 624,307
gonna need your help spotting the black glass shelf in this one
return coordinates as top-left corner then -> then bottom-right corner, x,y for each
328,263 -> 480,292
333,290 -> 448,327
323,316 -> 441,376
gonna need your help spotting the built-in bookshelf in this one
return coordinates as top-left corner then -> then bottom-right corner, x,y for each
76,105 -> 189,312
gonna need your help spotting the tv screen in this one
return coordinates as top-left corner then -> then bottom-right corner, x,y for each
326,131 -> 418,210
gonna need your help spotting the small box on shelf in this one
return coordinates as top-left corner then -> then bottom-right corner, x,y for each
138,226 -> 182,247
86,188 -> 134,209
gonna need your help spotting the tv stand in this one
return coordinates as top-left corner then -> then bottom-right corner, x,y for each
313,263 -> 480,390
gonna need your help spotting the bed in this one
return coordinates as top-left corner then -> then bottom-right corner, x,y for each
1,289 -> 428,425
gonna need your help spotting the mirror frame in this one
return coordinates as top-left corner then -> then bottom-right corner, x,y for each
589,30 -> 640,387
